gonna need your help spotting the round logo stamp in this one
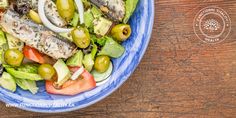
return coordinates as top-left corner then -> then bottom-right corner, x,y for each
193,6 -> 231,44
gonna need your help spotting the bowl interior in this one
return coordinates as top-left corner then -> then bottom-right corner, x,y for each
0,0 -> 154,112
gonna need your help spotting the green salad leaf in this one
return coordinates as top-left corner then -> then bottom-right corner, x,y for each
84,10 -> 94,28
91,43 -> 97,59
123,0 -> 139,23
0,30 -> 8,63
5,67 -> 43,81
91,6 -> 102,18
17,64 -> 39,73
91,35 -> 107,46
15,79 -> 38,94
3,64 -> 40,94
70,12 -> 80,27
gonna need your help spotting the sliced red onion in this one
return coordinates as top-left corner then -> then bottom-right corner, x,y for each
71,67 -> 84,80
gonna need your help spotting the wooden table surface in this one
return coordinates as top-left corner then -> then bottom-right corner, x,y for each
2,0 -> 236,117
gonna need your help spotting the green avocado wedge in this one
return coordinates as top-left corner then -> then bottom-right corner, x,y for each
54,59 -> 71,86
98,37 -> 125,58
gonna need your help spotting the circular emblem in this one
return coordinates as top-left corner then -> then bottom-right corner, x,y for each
193,6 -> 231,44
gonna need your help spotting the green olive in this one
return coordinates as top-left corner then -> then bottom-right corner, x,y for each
29,10 -> 42,24
56,0 -> 75,21
4,49 -> 24,66
94,56 -> 110,73
111,24 -> 132,42
38,64 -> 56,80
72,27 -> 91,49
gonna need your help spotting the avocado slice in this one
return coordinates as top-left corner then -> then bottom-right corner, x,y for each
82,54 -> 94,72
53,59 -> 71,86
93,17 -> 113,36
66,50 -> 84,67
98,37 -> 125,58
0,72 -> 16,92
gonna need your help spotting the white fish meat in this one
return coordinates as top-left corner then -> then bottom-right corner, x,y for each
15,0 -> 67,27
90,0 -> 125,22
0,9 -> 77,59
44,0 -> 67,27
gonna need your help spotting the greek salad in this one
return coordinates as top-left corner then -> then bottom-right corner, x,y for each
0,0 -> 138,95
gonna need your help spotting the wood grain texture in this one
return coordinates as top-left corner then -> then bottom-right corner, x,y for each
1,0 -> 236,117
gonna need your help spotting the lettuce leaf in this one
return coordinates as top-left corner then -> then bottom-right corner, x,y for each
123,0 -> 139,23
15,79 -> 38,94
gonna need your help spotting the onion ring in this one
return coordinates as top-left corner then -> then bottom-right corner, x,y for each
38,0 -> 84,33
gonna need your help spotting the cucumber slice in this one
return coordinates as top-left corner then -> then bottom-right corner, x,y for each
0,72 -> 16,92
96,76 -> 110,86
91,61 -> 113,83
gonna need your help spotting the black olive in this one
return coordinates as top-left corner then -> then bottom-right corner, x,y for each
15,4 -> 31,15
0,64 -> 3,77
82,44 -> 93,54
14,0 -> 32,15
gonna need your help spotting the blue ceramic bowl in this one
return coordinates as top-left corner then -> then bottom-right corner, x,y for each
0,0 -> 154,113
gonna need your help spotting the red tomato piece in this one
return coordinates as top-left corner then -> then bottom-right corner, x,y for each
23,45 -> 45,64
46,67 -> 96,96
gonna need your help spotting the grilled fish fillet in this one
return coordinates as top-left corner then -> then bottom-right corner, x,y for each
90,0 -> 125,22
0,9 -> 77,59
44,0 -> 67,27
16,0 -> 67,27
